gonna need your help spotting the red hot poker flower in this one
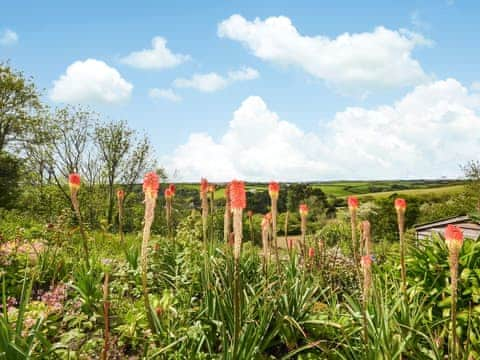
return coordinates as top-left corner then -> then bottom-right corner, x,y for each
230,180 -> 246,209
347,196 -> 359,211
143,172 -> 159,199
299,204 -> 309,217
395,198 -> 407,213
445,224 -> 464,252
168,184 -> 176,196
247,210 -> 253,218
308,247 -> 315,258
208,184 -> 216,193
361,255 -> 373,268
69,173 -> 81,191
164,188 -> 173,199
116,189 -> 125,200
200,178 -> 208,194
268,182 -> 280,199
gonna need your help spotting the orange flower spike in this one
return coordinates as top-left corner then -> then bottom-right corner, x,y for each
164,188 -> 173,199
116,189 -> 125,200
361,255 -> 373,268
268,181 -> 280,199
143,172 -> 159,200
395,198 -> 407,213
445,224 -> 464,253
230,180 -> 246,210
308,247 -> 315,258
200,178 -> 208,194
69,173 -> 81,191
208,184 -> 216,193
299,204 -> 309,217
347,196 -> 359,211
168,184 -> 176,196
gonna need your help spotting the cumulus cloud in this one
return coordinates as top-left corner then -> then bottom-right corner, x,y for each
218,15 -> 431,94
164,79 -> 480,181
0,29 -> 18,45
120,36 -> 190,70
149,88 -> 182,102
50,59 -> 133,104
173,67 -> 259,92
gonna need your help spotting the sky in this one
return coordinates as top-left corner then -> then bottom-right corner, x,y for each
1,0 -> 480,181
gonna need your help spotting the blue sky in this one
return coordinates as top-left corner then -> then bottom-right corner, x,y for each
1,0 -> 480,181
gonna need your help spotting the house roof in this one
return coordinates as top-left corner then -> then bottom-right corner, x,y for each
414,215 -> 473,231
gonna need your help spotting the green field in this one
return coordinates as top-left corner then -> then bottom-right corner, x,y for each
176,180 -> 465,199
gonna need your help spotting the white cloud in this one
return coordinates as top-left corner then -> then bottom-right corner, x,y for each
164,79 -> 480,181
120,36 -> 190,70
50,59 -> 133,104
149,88 -> 182,102
173,67 -> 259,92
471,82 -> 480,92
218,15 -> 432,94
0,29 -> 18,46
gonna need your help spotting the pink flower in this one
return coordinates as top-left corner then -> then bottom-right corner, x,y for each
230,180 -> 246,209
395,198 -> 407,213
347,196 -> 359,211
68,173 -> 81,191
268,182 -> 280,199
143,172 -> 159,199
299,204 -> 309,216
445,224 -> 464,252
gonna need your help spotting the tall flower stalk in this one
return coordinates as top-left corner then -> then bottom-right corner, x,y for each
268,182 -> 280,268
101,271 -> 110,360
165,184 -> 175,243
230,180 -> 246,355
141,171 -> 159,334
348,196 -> 359,265
200,178 -> 209,244
261,214 -> 271,276
224,184 -> 231,243
208,184 -> 216,242
69,173 -> 90,266
361,254 -> 372,345
445,224 -> 464,359
299,204 -> 309,263
395,198 -> 407,295
117,189 -> 125,244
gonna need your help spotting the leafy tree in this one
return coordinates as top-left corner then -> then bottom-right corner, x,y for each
0,152 -> 21,208
95,120 -> 155,224
0,62 -> 42,152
